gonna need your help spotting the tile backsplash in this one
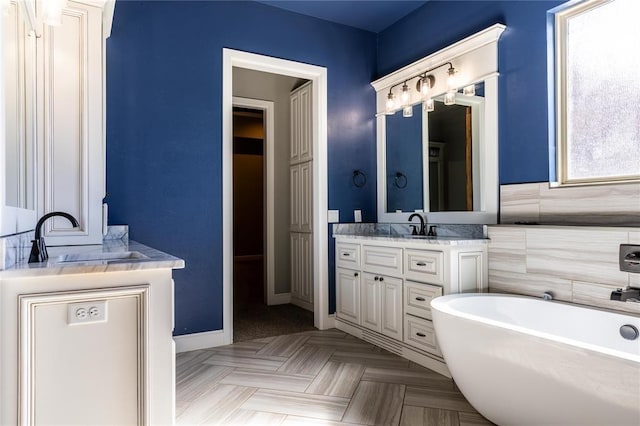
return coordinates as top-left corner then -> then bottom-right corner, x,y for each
500,182 -> 640,226
488,225 -> 640,314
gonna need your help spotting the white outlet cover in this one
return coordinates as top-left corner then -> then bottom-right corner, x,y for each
328,210 -> 339,223
354,210 -> 362,222
67,300 -> 108,325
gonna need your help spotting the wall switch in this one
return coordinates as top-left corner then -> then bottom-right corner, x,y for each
328,210 -> 339,223
354,210 -> 362,222
68,300 -> 107,325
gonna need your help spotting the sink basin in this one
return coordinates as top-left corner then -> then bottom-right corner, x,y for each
56,251 -> 149,264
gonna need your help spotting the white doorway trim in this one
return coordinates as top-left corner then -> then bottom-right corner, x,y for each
223,48 -> 332,345
232,96 -> 284,306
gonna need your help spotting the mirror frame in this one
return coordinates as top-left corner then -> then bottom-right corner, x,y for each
372,24 -> 505,224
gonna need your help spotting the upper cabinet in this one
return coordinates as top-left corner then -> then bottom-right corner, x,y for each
1,0 -> 114,243
289,81 -> 312,164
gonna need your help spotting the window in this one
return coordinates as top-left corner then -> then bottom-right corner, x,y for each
551,0 -> 640,185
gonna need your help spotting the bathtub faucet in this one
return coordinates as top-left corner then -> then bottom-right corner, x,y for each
542,291 -> 554,301
610,286 -> 640,303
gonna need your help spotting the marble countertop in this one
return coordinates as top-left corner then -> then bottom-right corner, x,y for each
0,240 -> 185,278
333,234 -> 488,245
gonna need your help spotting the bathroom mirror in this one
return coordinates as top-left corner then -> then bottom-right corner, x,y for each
376,76 -> 499,225
1,1 -> 37,236
385,84 -> 484,214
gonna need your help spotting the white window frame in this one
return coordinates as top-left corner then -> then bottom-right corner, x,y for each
551,0 -> 640,186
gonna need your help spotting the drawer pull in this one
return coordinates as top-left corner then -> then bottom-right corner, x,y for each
343,253 -> 350,257
354,272 -> 359,277
415,296 -> 426,301
416,332 -> 426,337
416,262 -> 427,266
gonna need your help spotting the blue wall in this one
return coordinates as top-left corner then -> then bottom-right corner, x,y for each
106,1 -> 377,335
378,0 -> 564,184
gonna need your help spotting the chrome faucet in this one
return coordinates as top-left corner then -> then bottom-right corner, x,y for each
29,212 -> 80,263
408,213 -> 426,236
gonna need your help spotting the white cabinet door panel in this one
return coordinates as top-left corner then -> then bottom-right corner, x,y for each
381,276 -> 403,340
336,267 -> 360,324
361,273 -> 381,332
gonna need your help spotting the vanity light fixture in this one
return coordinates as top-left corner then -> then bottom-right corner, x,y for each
383,62 -> 460,117
386,90 -> 396,114
463,84 -> 476,96
401,82 -> 410,105
446,64 -> 458,93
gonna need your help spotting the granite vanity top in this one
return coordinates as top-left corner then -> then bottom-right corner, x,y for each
0,240 -> 184,278
334,234 -> 488,246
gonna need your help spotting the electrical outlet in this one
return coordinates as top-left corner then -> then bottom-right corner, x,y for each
328,210 -> 339,223
354,210 -> 362,222
68,300 -> 107,325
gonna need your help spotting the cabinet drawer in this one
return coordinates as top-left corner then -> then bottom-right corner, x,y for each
362,246 -> 403,276
404,249 -> 444,285
336,243 -> 360,270
403,315 -> 442,357
404,281 -> 442,320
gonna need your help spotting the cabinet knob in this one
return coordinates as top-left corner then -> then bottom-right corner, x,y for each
416,332 -> 426,338
354,272 -> 359,277
374,276 -> 379,281
379,277 -> 384,282
415,296 -> 426,302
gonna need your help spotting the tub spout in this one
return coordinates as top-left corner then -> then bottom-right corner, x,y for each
610,286 -> 640,302
542,291 -> 553,301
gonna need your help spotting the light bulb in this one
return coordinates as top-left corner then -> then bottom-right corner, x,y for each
423,98 -> 434,112
42,0 -> 68,26
444,92 -> 456,105
401,82 -> 410,105
403,105 -> 413,118
463,84 -> 475,96
386,91 -> 396,114
417,75 -> 433,98
447,66 -> 458,93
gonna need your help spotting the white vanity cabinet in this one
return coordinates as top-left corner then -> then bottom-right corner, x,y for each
334,235 -> 487,376
0,244 -> 183,425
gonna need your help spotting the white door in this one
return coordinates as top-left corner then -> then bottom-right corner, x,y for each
361,272 -> 381,332
336,267 -> 360,324
381,276 -> 403,340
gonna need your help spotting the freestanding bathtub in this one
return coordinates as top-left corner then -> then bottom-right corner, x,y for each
431,293 -> 640,426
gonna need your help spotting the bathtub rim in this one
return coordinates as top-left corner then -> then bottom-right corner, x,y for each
431,293 -> 640,364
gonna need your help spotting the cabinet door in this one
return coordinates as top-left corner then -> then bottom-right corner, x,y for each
19,286 -> 149,425
360,273 -> 381,332
381,276 -> 403,340
299,232 -> 313,304
290,232 -> 300,298
298,83 -> 312,162
289,90 -> 300,162
299,161 -> 312,232
289,165 -> 300,230
37,1 -> 104,245
336,267 -> 360,324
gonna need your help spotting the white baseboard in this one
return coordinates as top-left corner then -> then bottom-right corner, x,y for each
174,329 -> 228,353
291,297 -> 314,312
268,292 -> 291,305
